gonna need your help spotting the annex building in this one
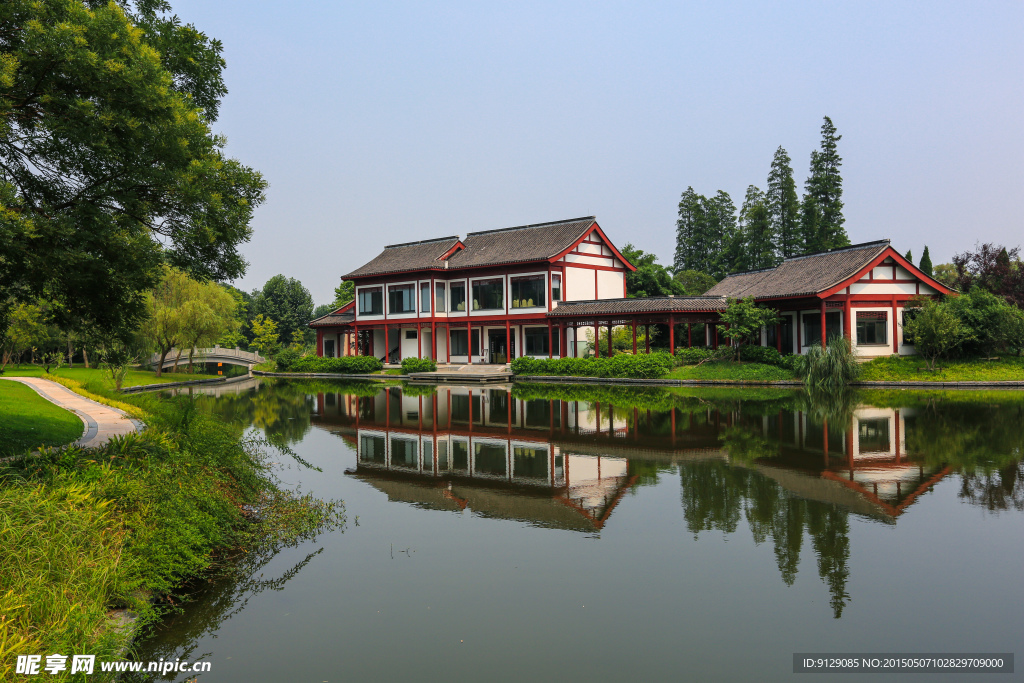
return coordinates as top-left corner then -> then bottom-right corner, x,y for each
310,216 -> 953,363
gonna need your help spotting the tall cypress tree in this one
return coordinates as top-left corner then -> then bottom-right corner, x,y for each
802,116 -> 849,253
674,187 -> 705,273
706,190 -> 738,279
766,146 -> 801,258
739,185 -> 777,271
919,247 -> 933,276
905,249 -> 913,262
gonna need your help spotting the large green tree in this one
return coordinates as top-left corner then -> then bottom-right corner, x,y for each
0,0 -> 266,339
674,187 -> 707,273
738,185 -> 777,272
622,244 -> 682,297
801,116 -> 848,253
766,146 -> 801,258
251,275 -> 314,346
919,246 -> 933,276
705,190 -> 739,279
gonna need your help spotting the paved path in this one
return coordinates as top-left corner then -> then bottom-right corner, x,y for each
1,377 -> 142,448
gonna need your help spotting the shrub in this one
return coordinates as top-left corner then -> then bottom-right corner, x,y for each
510,353 -> 672,379
794,336 -> 860,387
287,355 -> 383,374
275,347 -> 301,371
401,357 -> 437,373
675,347 -> 712,364
739,345 -> 785,366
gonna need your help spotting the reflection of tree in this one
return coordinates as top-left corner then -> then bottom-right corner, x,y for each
679,460 -> 850,618
720,426 -> 778,463
958,462 -> 1024,512
207,382 -> 314,444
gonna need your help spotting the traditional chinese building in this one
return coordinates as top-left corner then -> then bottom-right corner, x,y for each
310,217 -> 953,361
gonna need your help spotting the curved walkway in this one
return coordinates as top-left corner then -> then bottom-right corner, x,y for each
0,377 -> 142,448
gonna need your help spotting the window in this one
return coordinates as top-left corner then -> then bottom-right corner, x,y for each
857,311 -> 888,345
524,327 -> 552,355
435,284 -> 446,313
858,418 -> 891,452
449,329 -> 480,357
450,282 -> 466,312
474,442 -> 507,477
552,274 -> 561,301
510,276 -> 545,308
514,447 -> 548,480
405,330 -> 417,340
802,311 -> 841,346
323,339 -> 335,357
472,279 -> 503,310
420,283 -> 430,313
388,284 -> 415,314
358,287 -> 383,315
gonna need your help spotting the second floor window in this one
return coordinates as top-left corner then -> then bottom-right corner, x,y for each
358,287 -> 383,315
388,284 -> 415,314
511,276 -> 545,308
472,279 -> 503,311
420,283 -> 430,314
435,284 -> 446,313
551,274 -> 561,301
450,282 -> 466,312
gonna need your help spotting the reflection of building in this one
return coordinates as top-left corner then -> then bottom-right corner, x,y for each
312,386 -> 949,527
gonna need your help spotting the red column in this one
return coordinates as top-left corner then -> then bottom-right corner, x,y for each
316,329 -> 324,357
713,324 -> 718,350
467,322 -> 473,364
548,320 -> 553,359
560,324 -> 567,358
383,325 -> 389,363
417,325 -> 422,359
669,315 -> 675,354
797,312 -> 802,354
820,301 -> 826,347
505,319 -> 511,362
632,320 -> 637,354
446,325 -> 450,364
776,321 -> 782,352
607,322 -> 613,357
892,296 -> 899,353
843,300 -> 851,340
431,321 -> 436,361
594,322 -> 600,358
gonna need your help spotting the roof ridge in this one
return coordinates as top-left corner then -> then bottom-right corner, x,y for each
385,236 -> 460,249
558,294 -> 726,305
465,216 -> 595,237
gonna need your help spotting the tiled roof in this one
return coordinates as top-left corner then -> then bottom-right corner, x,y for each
342,236 -> 460,279
705,241 -> 890,299
308,311 -> 355,328
447,217 -> 596,269
342,217 -> 597,278
547,296 -> 728,317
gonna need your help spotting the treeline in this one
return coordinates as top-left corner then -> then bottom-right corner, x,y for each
675,116 -> 849,279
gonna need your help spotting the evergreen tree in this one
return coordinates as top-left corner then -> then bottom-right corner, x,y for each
739,186 -> 777,271
905,249 -> 913,262
705,190 -> 738,279
802,116 -> 849,253
674,187 -> 707,272
919,246 -> 933,276
799,194 -> 821,253
766,146 -> 801,258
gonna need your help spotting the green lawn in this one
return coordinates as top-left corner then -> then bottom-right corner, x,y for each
0,381 -> 84,456
2,365 -> 220,389
859,355 -> 1024,382
664,361 -> 798,382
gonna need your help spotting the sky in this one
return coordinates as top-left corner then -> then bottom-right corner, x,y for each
171,0 -> 1024,305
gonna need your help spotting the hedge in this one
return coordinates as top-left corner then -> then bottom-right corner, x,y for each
401,357 -> 438,373
285,355 -> 383,374
511,353 -> 674,379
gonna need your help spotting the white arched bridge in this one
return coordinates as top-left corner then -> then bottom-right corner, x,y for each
147,346 -> 265,370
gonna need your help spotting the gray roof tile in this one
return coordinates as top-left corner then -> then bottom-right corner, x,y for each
342,237 -> 460,279
547,296 -> 728,317
705,241 -> 890,299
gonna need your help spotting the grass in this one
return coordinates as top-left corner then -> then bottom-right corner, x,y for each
859,355 -> 1024,382
0,393 -> 344,682
2,365 -> 220,389
0,381 -> 84,457
664,361 -> 798,382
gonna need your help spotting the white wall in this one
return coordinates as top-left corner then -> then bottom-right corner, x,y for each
597,269 -> 624,299
565,267 -> 596,301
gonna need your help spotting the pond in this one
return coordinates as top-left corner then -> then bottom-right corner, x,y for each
134,380 -> 1024,682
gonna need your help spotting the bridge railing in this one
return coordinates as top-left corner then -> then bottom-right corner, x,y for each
147,346 -> 266,367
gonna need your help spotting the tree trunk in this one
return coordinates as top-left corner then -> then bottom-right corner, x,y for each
156,347 -> 170,377
172,348 -> 183,373
82,346 -> 90,369
187,347 -> 195,374
67,335 -> 74,367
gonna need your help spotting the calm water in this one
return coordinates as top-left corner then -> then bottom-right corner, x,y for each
135,379 -> 1024,682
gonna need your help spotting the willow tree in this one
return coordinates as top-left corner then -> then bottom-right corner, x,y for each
0,0 -> 265,340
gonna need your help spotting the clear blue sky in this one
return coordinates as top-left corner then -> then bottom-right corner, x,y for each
173,0 -> 1024,305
